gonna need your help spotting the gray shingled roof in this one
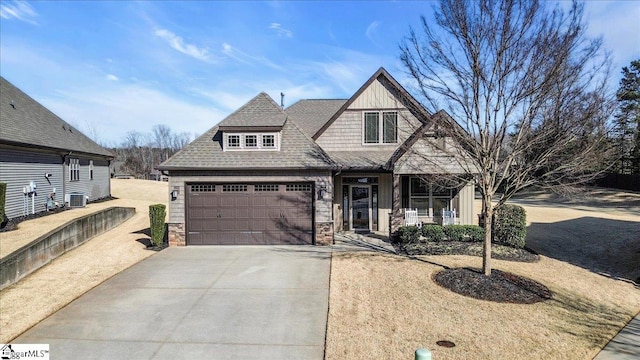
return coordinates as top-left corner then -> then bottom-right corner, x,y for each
158,93 -> 335,170
219,92 -> 287,128
327,150 -> 396,170
285,99 -> 346,138
0,77 -> 113,157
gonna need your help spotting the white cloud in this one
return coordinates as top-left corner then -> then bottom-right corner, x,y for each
0,0 -> 38,25
106,74 -> 119,81
269,23 -> 293,38
365,21 -> 380,42
583,2 -> 640,69
221,42 -> 284,71
154,28 -> 212,62
41,84 -> 226,146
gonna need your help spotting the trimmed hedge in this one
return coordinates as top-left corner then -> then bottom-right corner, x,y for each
466,225 -> 485,242
397,225 -> 421,244
149,204 -> 166,247
443,225 -> 466,241
0,182 -> 6,222
493,204 -> 527,248
397,224 -> 487,243
422,225 -> 446,242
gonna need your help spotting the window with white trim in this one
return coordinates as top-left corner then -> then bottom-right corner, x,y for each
227,135 -> 241,148
69,158 -> 80,181
245,135 -> 257,148
262,134 -> 275,148
224,132 -> 280,151
409,177 -> 453,217
363,111 -> 398,144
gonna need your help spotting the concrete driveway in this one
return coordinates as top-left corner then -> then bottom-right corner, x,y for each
13,246 -> 331,359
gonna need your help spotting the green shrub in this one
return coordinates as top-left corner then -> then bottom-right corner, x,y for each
441,225 -> 485,242
465,225 -> 485,242
397,225 -> 421,244
422,224 -> 446,242
443,225 -> 466,241
493,204 -> 527,248
0,182 -> 6,222
149,204 -> 166,247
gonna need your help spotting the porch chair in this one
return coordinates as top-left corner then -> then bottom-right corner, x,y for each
404,208 -> 422,228
442,209 -> 458,226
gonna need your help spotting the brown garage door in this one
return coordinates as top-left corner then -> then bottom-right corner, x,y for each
186,183 -> 314,245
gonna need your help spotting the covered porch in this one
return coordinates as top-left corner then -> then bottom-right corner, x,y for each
331,172 -> 475,236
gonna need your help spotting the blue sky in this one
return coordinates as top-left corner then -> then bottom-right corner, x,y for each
1,1 -> 639,146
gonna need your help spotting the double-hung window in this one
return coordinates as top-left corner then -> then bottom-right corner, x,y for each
69,158 -> 80,181
363,111 -> 398,144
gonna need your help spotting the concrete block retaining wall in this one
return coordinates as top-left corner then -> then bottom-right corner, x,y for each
0,207 -> 136,290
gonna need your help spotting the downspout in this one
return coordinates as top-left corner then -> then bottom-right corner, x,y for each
61,152 -> 72,205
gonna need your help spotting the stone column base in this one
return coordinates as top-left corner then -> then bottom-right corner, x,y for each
168,223 -> 186,246
315,222 -> 334,245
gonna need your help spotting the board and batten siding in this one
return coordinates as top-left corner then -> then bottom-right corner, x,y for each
0,148 -> 64,219
452,181 -> 475,225
64,158 -> 111,201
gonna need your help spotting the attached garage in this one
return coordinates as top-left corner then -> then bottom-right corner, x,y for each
186,183 -> 314,245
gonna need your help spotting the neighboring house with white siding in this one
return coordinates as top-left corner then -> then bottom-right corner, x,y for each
158,67 -> 476,246
0,77 -> 114,220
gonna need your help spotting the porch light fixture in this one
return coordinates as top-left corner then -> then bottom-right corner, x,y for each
317,185 -> 327,200
170,189 -> 179,201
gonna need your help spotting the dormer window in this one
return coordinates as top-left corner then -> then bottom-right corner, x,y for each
224,132 -> 280,151
228,135 -> 241,148
262,134 -> 275,148
245,135 -> 257,148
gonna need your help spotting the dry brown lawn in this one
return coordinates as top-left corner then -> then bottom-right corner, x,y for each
326,188 -> 640,360
0,179 -> 168,343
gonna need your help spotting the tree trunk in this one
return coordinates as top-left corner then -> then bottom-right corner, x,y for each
482,193 -> 493,276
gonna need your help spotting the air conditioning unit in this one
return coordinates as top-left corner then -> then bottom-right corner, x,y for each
65,193 -> 87,208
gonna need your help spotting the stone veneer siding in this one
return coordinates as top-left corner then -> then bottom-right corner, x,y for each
168,223 -> 186,246
315,222 -> 334,245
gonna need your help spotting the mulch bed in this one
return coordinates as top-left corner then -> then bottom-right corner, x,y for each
433,267 -> 553,304
0,196 -> 117,233
0,207 -> 72,233
396,241 -> 540,262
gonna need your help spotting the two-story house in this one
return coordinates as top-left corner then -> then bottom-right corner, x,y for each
157,68 -> 475,246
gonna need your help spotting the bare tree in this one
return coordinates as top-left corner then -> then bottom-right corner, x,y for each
400,0 -> 614,275
152,124 -> 172,162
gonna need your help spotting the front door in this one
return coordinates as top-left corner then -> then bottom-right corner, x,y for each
351,186 -> 370,230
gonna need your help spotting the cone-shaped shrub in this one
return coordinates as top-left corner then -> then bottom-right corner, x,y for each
149,204 -> 166,247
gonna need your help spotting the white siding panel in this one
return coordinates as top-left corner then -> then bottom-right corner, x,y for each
0,150 -> 63,219
65,163 -> 111,202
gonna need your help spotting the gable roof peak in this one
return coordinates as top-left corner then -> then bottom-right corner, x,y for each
218,91 -> 287,129
311,67 -> 432,139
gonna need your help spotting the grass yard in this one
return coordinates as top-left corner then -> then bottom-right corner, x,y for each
325,188 -> 640,360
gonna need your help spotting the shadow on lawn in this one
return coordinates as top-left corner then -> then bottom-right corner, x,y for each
550,289 -> 634,349
526,217 -> 640,285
